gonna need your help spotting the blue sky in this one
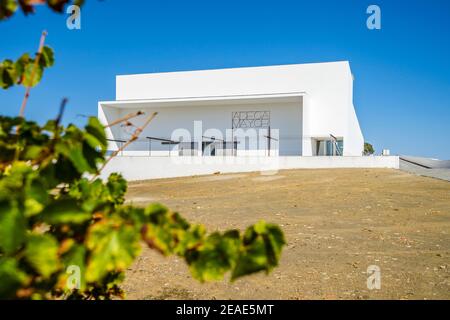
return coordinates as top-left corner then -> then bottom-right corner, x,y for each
1,0 -> 449,159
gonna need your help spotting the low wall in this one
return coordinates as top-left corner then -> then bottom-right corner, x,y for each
100,156 -> 399,181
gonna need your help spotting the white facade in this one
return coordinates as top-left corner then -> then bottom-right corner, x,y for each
99,61 -> 364,158
96,62 -> 397,181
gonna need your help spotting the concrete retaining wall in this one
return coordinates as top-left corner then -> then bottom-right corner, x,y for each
100,156 -> 399,181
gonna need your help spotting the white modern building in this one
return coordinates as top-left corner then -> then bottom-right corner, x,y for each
98,61 -> 398,180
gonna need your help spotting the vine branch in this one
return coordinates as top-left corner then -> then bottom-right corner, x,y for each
19,30 -> 48,118
95,112 -> 158,177
105,111 -> 145,128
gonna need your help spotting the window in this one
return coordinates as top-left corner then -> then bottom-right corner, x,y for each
316,139 -> 343,156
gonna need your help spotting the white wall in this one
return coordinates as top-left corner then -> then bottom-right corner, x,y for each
113,61 -> 364,156
100,156 -> 400,181
343,67 -> 364,156
345,103 -> 364,156
98,104 -> 121,150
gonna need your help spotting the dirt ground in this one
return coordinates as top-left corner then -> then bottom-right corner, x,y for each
122,168 -> 450,300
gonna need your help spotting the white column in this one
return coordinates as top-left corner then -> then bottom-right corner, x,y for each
301,95 -> 313,156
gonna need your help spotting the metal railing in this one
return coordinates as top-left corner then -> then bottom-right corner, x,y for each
106,139 -> 126,156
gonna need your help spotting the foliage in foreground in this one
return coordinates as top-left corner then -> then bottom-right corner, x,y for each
0,115 -> 285,299
0,0 -> 285,299
0,44 -> 54,89
0,0 -> 84,21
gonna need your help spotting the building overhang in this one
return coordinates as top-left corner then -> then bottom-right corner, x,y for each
99,92 -> 306,109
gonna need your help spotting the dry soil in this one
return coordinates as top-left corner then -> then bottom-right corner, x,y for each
122,168 -> 450,300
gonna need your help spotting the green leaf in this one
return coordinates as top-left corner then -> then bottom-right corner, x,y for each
40,46 -> 54,68
0,0 -> 18,20
54,156 -> 83,183
23,145 -> 44,160
25,234 -> 60,278
69,179 -> 105,212
82,140 -> 103,174
46,0 -> 71,13
24,177 -> 49,217
141,205 -> 192,255
231,221 -> 285,281
142,223 -> 174,255
106,173 -> 127,205
55,140 -> 93,173
85,117 -> 106,151
175,224 -> 206,254
60,242 -> 87,291
0,257 -> 29,298
19,56 -> 44,87
0,200 -> 26,254
0,59 -> 17,89
83,132 -> 103,152
14,53 -> 30,84
74,0 -> 85,7
85,220 -> 141,282
40,198 -> 91,224
186,230 -> 240,282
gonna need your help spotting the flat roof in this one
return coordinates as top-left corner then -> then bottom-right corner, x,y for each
116,61 -> 350,78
